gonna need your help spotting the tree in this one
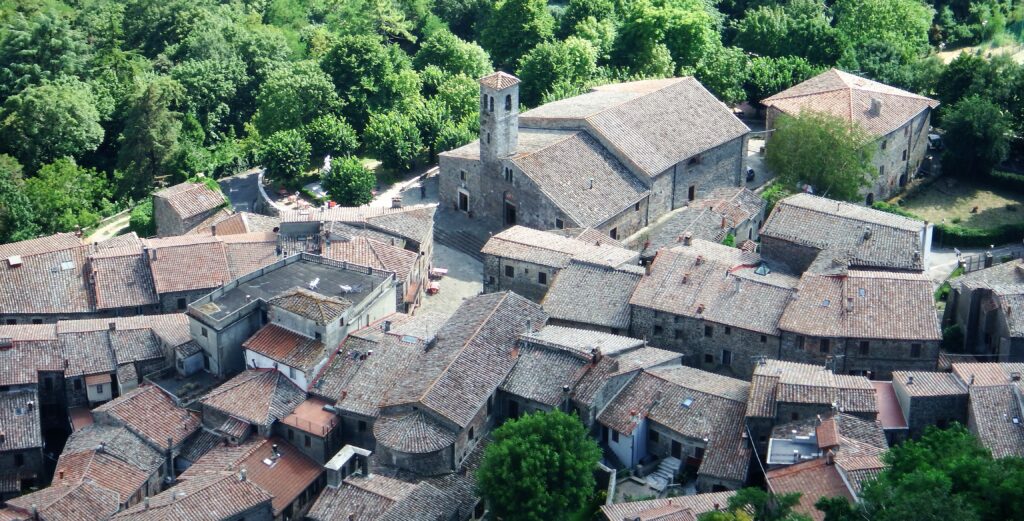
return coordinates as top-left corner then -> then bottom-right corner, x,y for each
303,114 -> 359,164
321,155 -> 375,206
129,198 -> 156,237
693,45 -> 749,105
833,0 -> 933,64
0,78 -> 104,171
698,488 -> 811,521
259,129 -> 310,185
476,410 -> 601,521
558,0 -> 616,38
0,154 -> 38,242
252,61 -> 342,136
479,0 -> 556,71
615,0 -> 721,75
744,56 -> 822,105
516,37 -> 598,107
0,10 -> 91,104
941,96 -> 1011,178
321,34 -> 421,130
731,0 -> 841,66
170,57 -> 247,139
116,76 -> 184,198
764,111 -> 875,202
24,158 -> 110,234
431,0 -> 492,40
413,29 -> 492,78
365,111 -> 422,172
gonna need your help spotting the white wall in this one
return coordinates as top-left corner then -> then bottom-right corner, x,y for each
244,349 -> 316,389
607,417 -> 648,468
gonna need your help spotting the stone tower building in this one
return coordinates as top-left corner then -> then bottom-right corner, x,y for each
478,72 -> 520,164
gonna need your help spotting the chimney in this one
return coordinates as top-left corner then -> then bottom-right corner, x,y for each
681,273 -> 689,284
272,443 -> 281,458
825,448 -> 836,465
696,304 -> 705,314
1011,371 -> 1022,382
108,321 -> 116,332
239,468 -> 247,481
366,350 -> 373,358
907,375 -> 914,385
26,401 -> 33,411
863,226 -> 872,240
382,320 -> 391,332
793,449 -> 800,462
143,497 -> 150,510
588,177 -> 594,190
524,320 -> 532,333
97,442 -> 106,453
683,232 -> 692,246
148,248 -> 158,262
590,347 -> 602,365
695,255 -> 704,266
211,224 -> 217,236
391,197 -> 403,209
985,252 -> 994,268
870,98 -> 883,116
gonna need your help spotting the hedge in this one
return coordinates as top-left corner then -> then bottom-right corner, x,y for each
991,170 -> 1024,193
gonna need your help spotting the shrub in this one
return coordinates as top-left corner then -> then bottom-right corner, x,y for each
871,201 -> 919,219
991,170 -> 1024,193
942,324 -> 964,353
934,221 -> 1024,248
129,199 -> 155,237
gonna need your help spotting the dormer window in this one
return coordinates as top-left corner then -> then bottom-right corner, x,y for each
505,94 -> 512,111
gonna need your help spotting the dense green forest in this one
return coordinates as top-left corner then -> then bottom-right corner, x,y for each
0,0 -> 1022,243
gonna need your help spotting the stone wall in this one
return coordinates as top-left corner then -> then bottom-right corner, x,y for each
0,447 -> 44,491
759,236 -> 820,274
631,306 -> 781,378
374,442 -> 454,476
671,136 -> 746,209
483,255 -> 557,303
598,198 -> 649,240
273,421 -> 340,464
867,110 -> 932,203
892,383 -> 968,438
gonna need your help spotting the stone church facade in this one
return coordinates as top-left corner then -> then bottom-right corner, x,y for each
439,72 -> 750,239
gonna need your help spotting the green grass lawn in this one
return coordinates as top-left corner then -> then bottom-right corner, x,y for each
893,178 -> 1024,229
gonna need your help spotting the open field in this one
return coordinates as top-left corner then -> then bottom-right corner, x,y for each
894,178 -> 1024,228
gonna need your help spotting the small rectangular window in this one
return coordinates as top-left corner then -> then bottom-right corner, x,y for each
555,218 -> 564,229
796,336 -> 805,349
95,384 -> 104,393
469,427 -> 475,440
820,338 -> 830,353
654,325 -> 664,335
902,150 -> 908,161
358,420 -> 367,432
881,140 -> 887,150
177,298 -> 187,310
15,454 -> 23,466
504,266 -> 514,277
860,341 -> 870,355
32,318 -> 43,325
609,228 -> 618,240
724,326 -> 731,335
611,430 -> 619,443
674,329 -> 683,340
460,170 -> 466,181
879,165 -> 885,177
201,328 -> 208,338
790,412 -> 799,421
504,167 -> 513,183
538,272 -> 547,285
74,379 -> 82,391
648,429 -> 659,442
688,185 -> 696,201
304,434 -> 311,447
760,335 -> 767,343
704,354 -> 714,364
911,343 -> 922,358
704,325 -> 713,337
634,202 -> 641,211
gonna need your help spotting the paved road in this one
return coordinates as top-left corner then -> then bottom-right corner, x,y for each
219,168 -> 262,213
926,244 -> 1022,284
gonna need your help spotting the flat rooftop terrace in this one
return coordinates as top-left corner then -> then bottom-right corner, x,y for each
191,254 -> 392,325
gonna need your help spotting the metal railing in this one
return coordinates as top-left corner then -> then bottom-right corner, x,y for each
959,248 -> 1024,273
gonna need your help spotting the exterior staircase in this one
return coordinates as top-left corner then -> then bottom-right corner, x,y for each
645,457 -> 683,492
434,225 -> 488,262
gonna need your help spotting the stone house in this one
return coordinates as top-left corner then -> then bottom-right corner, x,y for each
891,371 -> 968,438
481,225 -> 640,303
439,72 -> 750,238
762,69 -> 938,205
373,292 -> 547,476
0,390 -> 44,498
949,362 -> 1024,458
273,397 -> 342,465
186,253 -> 396,378
745,360 -> 878,452
152,181 -> 228,237
629,239 -> 799,378
639,187 -> 767,262
541,260 -> 644,334
597,365 -> 752,492
777,270 -> 942,379
758,193 -> 932,275
112,472 -> 275,521
944,259 -> 1024,360
199,369 -> 306,441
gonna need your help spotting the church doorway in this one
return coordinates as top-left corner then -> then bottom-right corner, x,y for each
458,191 -> 469,212
504,202 -> 517,226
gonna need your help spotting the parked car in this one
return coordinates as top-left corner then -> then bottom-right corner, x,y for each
928,133 -> 943,151
746,167 -> 756,183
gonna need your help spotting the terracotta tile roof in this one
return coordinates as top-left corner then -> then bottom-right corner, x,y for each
630,241 -> 798,335
59,330 -> 116,377
0,245 -> 94,315
500,345 -> 590,406
178,429 -> 222,463
891,371 -> 966,397
68,407 -> 93,431
268,287 -> 352,325
766,458 -> 853,521
762,69 -> 938,137
697,188 -> 766,227
307,474 -> 417,521
153,182 -> 225,220
144,235 -> 231,293
114,471 -> 272,521
93,385 -> 200,448
968,385 -> 1024,458
956,260 -> 1024,291
748,360 -> 877,418
542,261 -> 642,329
993,287 -> 1024,338
779,270 -> 940,341
479,71 -> 520,89
952,362 -> 1024,387
374,409 -> 459,454
551,227 -> 626,248
242,324 -> 327,372
520,77 -> 749,177
311,334 -> 421,417
7,480 -> 120,521
0,232 -> 81,259
283,205 -> 435,247
181,207 -> 233,235
377,481 -> 460,521
279,397 -> 338,436
200,370 -> 305,428
761,193 -> 926,272
108,328 -> 163,365
0,390 -> 41,451
641,208 -> 731,258
382,292 -> 549,427
0,324 -> 57,341
521,325 -> 645,356
600,491 -> 736,520
0,340 -> 62,386
53,449 -> 151,504
482,225 -> 639,269
88,248 -> 158,310
216,416 -> 248,438
62,424 -> 164,473
220,232 -> 281,278
323,237 -> 417,280
510,130 -> 650,227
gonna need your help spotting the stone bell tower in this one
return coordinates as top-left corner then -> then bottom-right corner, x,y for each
478,71 -> 520,164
